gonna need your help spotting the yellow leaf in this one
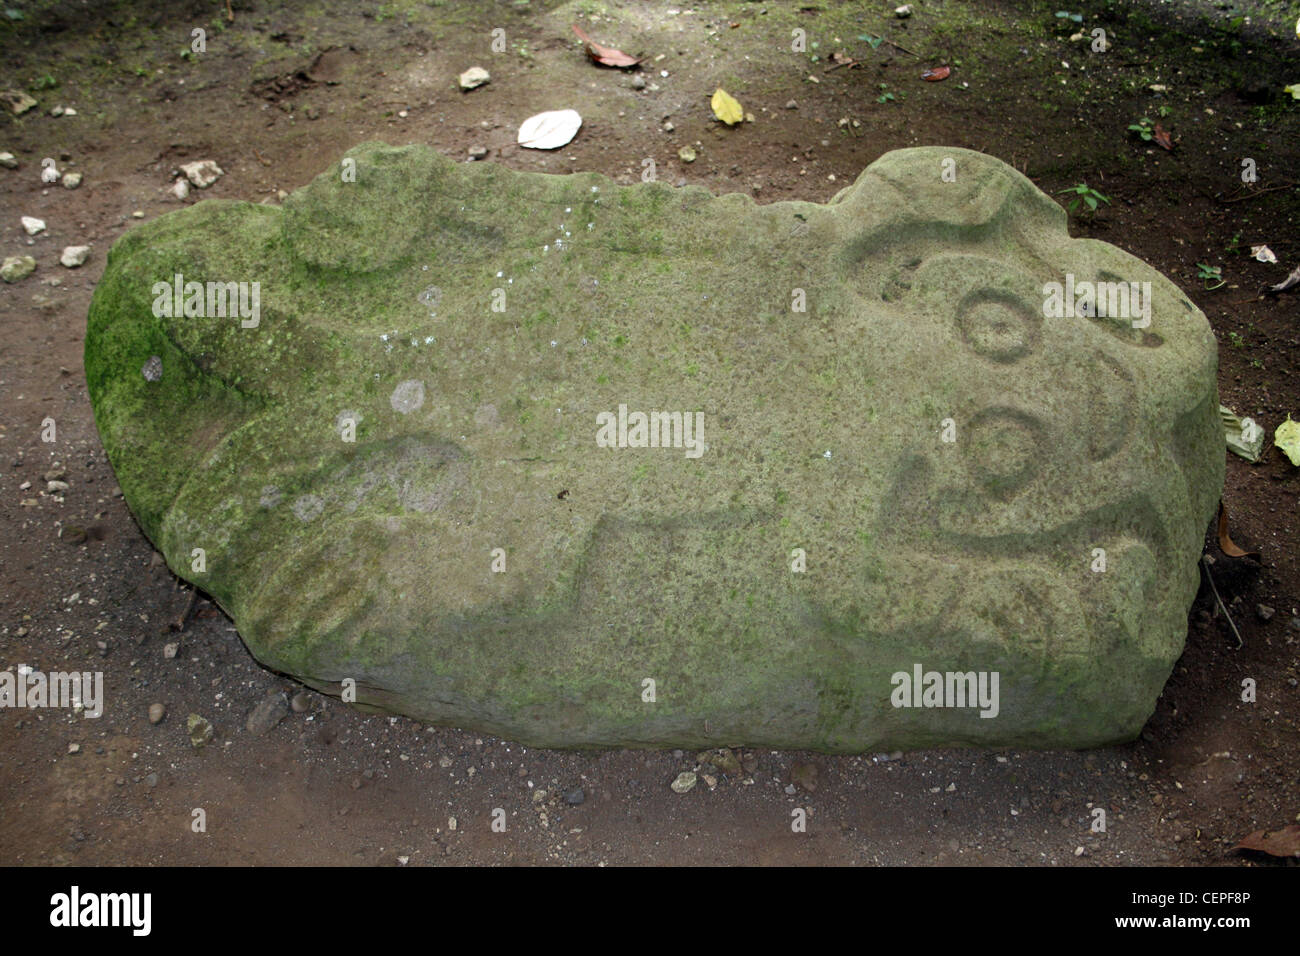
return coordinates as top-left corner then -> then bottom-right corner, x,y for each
1276,415 -> 1300,466
711,88 -> 744,126
1285,83 -> 1300,101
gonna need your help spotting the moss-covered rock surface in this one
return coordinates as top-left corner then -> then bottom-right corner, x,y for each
86,142 -> 1223,750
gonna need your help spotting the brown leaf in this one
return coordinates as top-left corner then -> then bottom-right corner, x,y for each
1234,824 -> 1300,857
1153,123 -> 1174,150
1218,500 -> 1260,560
921,65 -> 950,81
571,24 -> 641,69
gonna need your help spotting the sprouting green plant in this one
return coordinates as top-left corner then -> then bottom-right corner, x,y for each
1225,232 -> 1241,255
1058,183 -> 1111,215
1227,331 -> 1244,348
1198,263 -> 1226,290
1250,358 -> 1264,369
1054,11 -> 1084,23
858,34 -> 885,51
877,83 -> 896,104
1128,117 -> 1155,141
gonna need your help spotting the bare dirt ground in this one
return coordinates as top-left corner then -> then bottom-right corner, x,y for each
1,0 -> 1297,867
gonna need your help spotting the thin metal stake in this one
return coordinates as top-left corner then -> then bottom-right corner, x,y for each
1201,555 -> 1243,649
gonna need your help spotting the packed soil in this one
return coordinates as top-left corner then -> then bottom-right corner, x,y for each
1,0 -> 1297,866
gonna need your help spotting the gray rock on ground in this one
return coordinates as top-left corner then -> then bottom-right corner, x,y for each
245,692 -> 290,735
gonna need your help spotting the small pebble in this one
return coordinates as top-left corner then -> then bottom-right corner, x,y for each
60,245 -> 90,268
458,67 -> 490,91
187,714 -> 214,748
179,159 -> 223,188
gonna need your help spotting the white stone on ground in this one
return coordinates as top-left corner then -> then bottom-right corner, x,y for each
60,245 -> 90,268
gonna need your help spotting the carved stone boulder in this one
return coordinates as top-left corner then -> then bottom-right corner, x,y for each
86,143 -> 1223,749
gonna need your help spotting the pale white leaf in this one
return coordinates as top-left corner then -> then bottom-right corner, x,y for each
517,109 -> 583,150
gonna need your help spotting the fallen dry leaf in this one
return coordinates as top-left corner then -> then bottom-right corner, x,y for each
1234,824 -> 1300,858
571,24 -> 640,69
921,65 -> 950,81
1268,262 -> 1300,294
1153,123 -> 1174,150
1275,416 -> 1300,466
1217,501 -> 1261,560
517,109 -> 583,150
711,88 -> 745,126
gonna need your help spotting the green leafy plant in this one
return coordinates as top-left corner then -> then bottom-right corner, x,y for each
1128,117 -> 1155,141
1055,11 -> 1084,23
1227,331 -> 1244,348
1197,262 -> 1226,290
1225,232 -> 1242,255
877,83 -> 896,104
1058,182 -> 1111,216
